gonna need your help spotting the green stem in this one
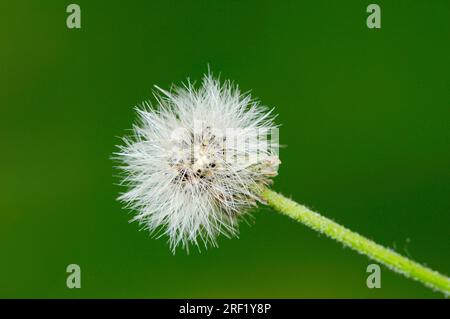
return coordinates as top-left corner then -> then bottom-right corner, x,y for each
260,187 -> 450,295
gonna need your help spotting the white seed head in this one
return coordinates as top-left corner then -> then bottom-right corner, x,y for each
116,74 -> 280,252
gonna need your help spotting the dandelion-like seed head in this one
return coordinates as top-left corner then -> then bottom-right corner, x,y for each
116,74 -> 280,252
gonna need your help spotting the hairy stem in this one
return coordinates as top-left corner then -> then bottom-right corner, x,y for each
260,187 -> 450,295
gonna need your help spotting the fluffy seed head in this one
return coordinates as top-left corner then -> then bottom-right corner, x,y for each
116,74 -> 280,252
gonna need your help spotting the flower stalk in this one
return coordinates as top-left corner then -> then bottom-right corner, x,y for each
260,187 -> 450,295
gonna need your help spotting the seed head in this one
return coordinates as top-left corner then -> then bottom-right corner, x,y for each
116,74 -> 280,252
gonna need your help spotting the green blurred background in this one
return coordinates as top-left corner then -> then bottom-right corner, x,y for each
0,0 -> 449,298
